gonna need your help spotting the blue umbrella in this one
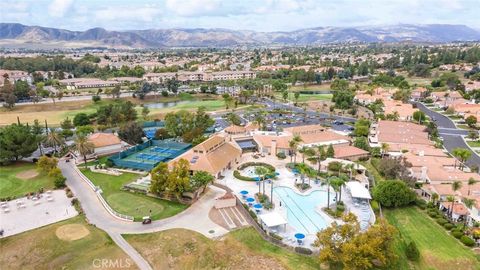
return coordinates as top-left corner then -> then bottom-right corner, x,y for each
246,197 -> 255,203
275,172 -> 280,176
240,190 -> 249,195
253,203 -> 263,209
253,177 -> 261,181
294,233 -> 305,240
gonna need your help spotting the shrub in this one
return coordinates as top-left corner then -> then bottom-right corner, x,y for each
451,231 -> 464,239
415,199 -> 427,209
270,232 -> 283,241
460,235 -> 475,247
443,223 -> 454,230
405,241 -> 420,261
238,162 -> 275,172
295,246 -> 313,255
105,159 -> 114,167
428,211 -> 438,218
436,218 -> 448,226
276,152 -> 286,159
233,170 -> 254,181
371,200 -> 380,212
336,204 -> 345,212
54,176 -> 66,188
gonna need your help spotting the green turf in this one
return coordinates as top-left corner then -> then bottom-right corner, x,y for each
384,207 -> 479,270
467,141 -> 480,148
0,216 -> 134,269
80,169 -> 187,221
0,162 -> 55,198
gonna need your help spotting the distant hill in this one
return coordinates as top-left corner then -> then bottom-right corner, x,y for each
1,23 -> 479,48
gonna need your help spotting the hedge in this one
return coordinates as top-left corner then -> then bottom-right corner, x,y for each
436,218 -> 448,226
443,223 -> 454,230
460,235 -> 475,247
295,246 -> 313,255
451,231 -> 464,239
233,170 -> 255,181
237,162 -> 275,172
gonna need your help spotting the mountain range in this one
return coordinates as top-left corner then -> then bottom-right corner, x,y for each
1,23 -> 479,49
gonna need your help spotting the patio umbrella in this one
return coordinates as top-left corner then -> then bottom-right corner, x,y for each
246,197 -> 255,203
294,233 -> 305,240
240,190 -> 249,195
253,203 -> 263,209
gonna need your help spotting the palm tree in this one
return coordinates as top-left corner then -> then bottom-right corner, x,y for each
289,135 -> 303,164
75,135 -> 95,168
381,143 -> 389,158
431,192 -> 439,205
298,145 -> 310,163
450,181 -> 463,218
46,129 -> 64,153
325,177 -> 331,209
296,163 -> 310,189
345,163 -> 355,180
446,195 -> 455,218
452,148 -> 472,170
255,166 -> 269,196
330,177 -> 345,203
462,198 -> 475,227
467,177 -> 477,196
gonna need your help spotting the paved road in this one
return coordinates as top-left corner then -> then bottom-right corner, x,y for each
59,160 -> 228,270
414,102 -> 480,168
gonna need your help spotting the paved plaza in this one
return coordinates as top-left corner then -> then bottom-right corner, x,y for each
0,190 -> 78,237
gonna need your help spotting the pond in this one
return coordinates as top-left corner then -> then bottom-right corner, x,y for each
144,100 -> 188,109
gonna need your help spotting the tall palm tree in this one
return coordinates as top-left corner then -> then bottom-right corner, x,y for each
46,129 -> 64,153
330,177 -> 345,203
462,198 -> 475,227
75,135 -> 95,168
325,177 -> 331,209
345,163 -> 355,180
255,166 -> 269,196
450,181 -> 463,218
298,145 -> 310,163
289,135 -> 303,164
467,177 -> 477,196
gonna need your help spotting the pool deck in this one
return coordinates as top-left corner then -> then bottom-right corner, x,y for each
218,153 -> 373,249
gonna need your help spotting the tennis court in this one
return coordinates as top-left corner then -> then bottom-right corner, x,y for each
109,140 -> 190,171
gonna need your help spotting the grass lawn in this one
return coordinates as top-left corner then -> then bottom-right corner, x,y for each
290,83 -> 332,91
80,169 -> 187,221
124,227 -> 320,270
467,141 -> 480,148
149,99 -> 226,113
0,216 -> 136,269
274,92 -> 332,103
385,207 -> 479,270
0,162 -> 55,199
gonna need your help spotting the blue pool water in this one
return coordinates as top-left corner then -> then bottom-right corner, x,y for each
274,186 -> 333,234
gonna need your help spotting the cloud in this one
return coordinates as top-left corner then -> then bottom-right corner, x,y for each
48,0 -> 74,18
165,0 -> 222,16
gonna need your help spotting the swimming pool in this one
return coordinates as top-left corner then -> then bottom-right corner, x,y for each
274,186 -> 333,235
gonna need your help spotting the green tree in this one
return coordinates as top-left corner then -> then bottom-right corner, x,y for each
326,144 -> 335,158
0,124 -> 38,163
73,113 -> 90,127
282,90 -> 289,102
372,180 -> 416,208
465,115 -> 477,128
150,162 -> 169,194
46,129 -> 64,153
294,92 -> 300,104
141,105 -> 150,120
118,121 -> 144,145
37,156 -> 58,173
75,135 -> 94,168
450,181 -> 462,218
289,135 -> 303,163
313,213 -> 397,270
452,148 -> 472,170
412,110 -> 426,124
1,77 -> 16,109
191,171 -> 214,191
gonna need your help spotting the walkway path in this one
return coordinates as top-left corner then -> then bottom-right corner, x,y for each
414,102 -> 480,168
59,160 -> 229,269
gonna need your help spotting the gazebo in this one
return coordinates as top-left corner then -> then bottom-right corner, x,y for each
258,212 -> 288,233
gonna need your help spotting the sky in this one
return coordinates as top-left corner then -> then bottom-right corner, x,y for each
1,0 -> 480,32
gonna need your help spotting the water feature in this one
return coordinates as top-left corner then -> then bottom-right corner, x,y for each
274,186 -> 334,235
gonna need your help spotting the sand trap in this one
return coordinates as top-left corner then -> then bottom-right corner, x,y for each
55,224 -> 90,241
16,170 -> 39,180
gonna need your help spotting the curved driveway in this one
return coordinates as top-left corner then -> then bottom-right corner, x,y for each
414,102 -> 480,168
59,160 -> 228,269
